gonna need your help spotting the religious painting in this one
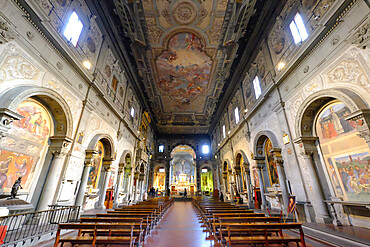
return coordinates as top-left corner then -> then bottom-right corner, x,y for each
252,168 -> 260,188
88,141 -> 104,189
334,152 -> 369,202
0,99 -> 52,192
108,169 -> 116,189
316,102 -> 357,142
0,150 -> 35,189
264,139 -> 279,185
201,169 -> 213,192
12,100 -> 51,145
287,196 -> 296,214
156,32 -> 212,106
316,101 -> 370,202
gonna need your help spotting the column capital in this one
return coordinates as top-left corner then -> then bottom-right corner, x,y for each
49,136 -> 73,157
269,148 -> 284,165
293,136 -> 318,156
253,157 -> 265,169
118,163 -> 125,174
345,109 -> 370,144
102,159 -> 113,171
84,150 -> 98,167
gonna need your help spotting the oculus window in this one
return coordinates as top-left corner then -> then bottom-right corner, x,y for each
235,107 -> 239,124
289,13 -> 308,44
202,145 -> 210,154
158,144 -> 164,153
253,76 -> 262,99
63,11 -> 83,47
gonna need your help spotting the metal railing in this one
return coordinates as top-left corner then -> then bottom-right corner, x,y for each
0,206 -> 80,246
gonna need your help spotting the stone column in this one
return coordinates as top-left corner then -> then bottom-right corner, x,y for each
75,150 -> 98,208
113,163 -> 125,208
254,157 -> 267,209
243,164 -> 254,208
133,171 -> 139,202
37,136 -> 72,211
222,172 -> 228,195
270,148 -> 289,210
345,109 -> 370,148
95,160 -> 113,209
294,137 -> 331,223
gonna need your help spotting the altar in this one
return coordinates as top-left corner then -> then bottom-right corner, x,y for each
169,158 -> 197,196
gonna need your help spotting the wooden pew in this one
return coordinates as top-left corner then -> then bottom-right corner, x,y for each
224,222 -> 306,247
212,217 -> 281,242
54,223 -> 136,247
80,217 -> 145,244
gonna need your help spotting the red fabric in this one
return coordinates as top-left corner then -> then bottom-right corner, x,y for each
0,225 -> 7,244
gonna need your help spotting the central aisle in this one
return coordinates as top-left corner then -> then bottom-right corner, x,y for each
144,201 -> 217,247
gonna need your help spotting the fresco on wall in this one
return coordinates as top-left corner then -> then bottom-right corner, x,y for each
316,101 -> 370,202
156,32 -> 212,107
252,168 -> 260,188
0,100 -> 52,192
88,141 -> 104,189
334,152 -> 369,201
0,150 -> 35,189
13,100 -> 51,145
201,169 -> 213,192
264,139 -> 279,185
317,102 -> 357,142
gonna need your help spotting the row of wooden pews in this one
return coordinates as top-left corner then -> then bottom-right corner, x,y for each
54,197 -> 174,247
192,197 -> 306,247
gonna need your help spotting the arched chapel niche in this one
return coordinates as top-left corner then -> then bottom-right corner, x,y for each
314,100 -> 369,202
200,165 -> 213,195
84,134 -> 115,209
0,86 -> 73,205
122,153 -> 132,194
153,165 -> 166,193
0,98 -> 53,195
169,145 -> 197,196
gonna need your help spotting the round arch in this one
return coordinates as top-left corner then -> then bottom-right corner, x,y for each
0,85 -> 73,137
234,149 -> 249,167
294,88 -> 368,138
119,150 -> 133,165
86,134 -> 116,160
253,130 -> 280,158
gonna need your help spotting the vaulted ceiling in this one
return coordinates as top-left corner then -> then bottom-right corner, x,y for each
89,0 -> 283,135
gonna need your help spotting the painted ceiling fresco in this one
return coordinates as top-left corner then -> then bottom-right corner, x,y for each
156,33 -> 212,108
142,0 -> 229,133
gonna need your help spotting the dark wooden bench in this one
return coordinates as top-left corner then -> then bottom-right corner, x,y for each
54,223 -> 136,247
224,222 -> 306,247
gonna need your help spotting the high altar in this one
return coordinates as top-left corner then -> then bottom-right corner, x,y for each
169,159 -> 197,195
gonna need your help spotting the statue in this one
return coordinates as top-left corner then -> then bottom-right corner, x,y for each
10,177 -> 22,199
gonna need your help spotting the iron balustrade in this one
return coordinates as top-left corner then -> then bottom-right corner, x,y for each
0,205 -> 80,246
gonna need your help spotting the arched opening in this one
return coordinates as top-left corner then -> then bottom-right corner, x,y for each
169,145 -> 197,196
201,166 -> 213,195
254,132 -> 284,210
315,100 -> 369,202
0,98 -> 53,198
84,135 -> 115,209
235,153 -> 244,193
153,166 -> 166,194
123,153 -> 132,195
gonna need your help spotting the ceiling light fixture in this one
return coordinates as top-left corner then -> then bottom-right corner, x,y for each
83,60 -> 92,70
277,61 -> 286,71
244,109 -> 248,113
